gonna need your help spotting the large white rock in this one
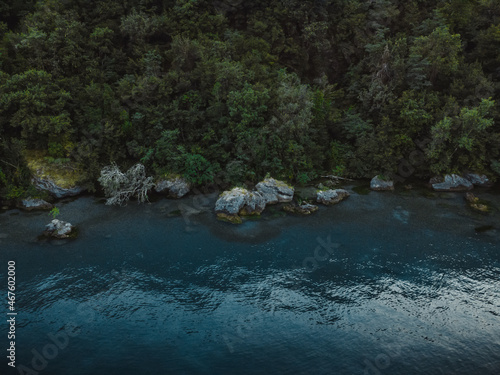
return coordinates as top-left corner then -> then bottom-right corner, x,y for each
215,188 -> 250,216
255,178 -> 294,204
432,174 -> 473,192
215,188 -> 266,216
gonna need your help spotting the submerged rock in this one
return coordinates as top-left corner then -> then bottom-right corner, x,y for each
465,192 -> 477,203
43,219 -> 76,239
33,177 -> 86,199
464,173 -> 492,187
432,174 -> 473,192
155,177 -> 191,198
18,198 -> 53,211
316,189 -> 350,205
283,203 -> 318,215
370,176 -> 394,191
216,212 -> 243,224
465,192 -> 489,212
255,178 -> 294,204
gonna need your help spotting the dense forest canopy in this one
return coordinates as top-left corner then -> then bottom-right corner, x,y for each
0,0 -> 499,199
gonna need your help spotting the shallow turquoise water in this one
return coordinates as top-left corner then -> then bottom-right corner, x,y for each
1,187 -> 499,374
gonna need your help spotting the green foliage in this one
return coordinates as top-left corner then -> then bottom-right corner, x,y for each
427,98 -> 496,174
491,160 -> 500,177
0,0 -> 499,200
329,141 -> 349,177
411,26 -> 462,85
183,153 -> 218,185
0,168 -> 6,186
49,206 -> 59,219
296,172 -> 311,186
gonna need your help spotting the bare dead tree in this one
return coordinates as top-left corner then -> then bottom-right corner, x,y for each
98,163 -> 154,205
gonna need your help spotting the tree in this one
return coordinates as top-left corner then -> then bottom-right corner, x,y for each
427,98 -> 498,174
410,25 -> 462,87
0,69 -> 72,148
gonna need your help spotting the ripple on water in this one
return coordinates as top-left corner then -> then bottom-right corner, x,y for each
1,193 -> 500,375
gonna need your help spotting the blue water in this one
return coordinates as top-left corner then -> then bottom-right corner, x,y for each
1,187 -> 500,375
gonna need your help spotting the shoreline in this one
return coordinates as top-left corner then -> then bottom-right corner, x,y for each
2,174 -> 499,213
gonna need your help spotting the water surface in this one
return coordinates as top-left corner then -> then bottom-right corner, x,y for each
1,186 -> 499,374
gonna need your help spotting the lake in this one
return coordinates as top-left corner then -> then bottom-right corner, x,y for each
1,185 -> 499,374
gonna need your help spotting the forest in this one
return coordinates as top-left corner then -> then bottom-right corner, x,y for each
0,0 -> 499,200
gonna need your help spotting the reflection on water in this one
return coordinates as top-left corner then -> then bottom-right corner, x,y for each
1,187 -> 499,375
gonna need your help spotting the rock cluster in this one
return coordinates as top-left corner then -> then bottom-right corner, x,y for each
215,178 -> 294,223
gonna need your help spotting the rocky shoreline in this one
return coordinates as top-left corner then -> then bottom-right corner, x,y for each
1,171 -> 498,235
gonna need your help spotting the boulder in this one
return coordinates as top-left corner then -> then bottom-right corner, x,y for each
316,189 -> 350,205
255,178 -> 294,204
283,203 -> 318,215
432,174 -> 473,192
43,219 -> 75,239
155,177 -> 191,198
215,187 -> 249,216
239,191 -> 266,216
370,176 -> 394,191
215,187 -> 267,220
18,198 -> 53,211
215,178 -> 295,223
464,173 -> 492,187
33,177 -> 86,199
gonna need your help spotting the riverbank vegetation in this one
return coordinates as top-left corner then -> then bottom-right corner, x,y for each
1,0 -> 499,200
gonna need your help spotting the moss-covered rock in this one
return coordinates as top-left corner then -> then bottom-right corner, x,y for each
216,212 -> 243,224
25,150 -> 86,198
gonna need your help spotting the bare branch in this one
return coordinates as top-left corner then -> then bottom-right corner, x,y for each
98,163 -> 155,205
